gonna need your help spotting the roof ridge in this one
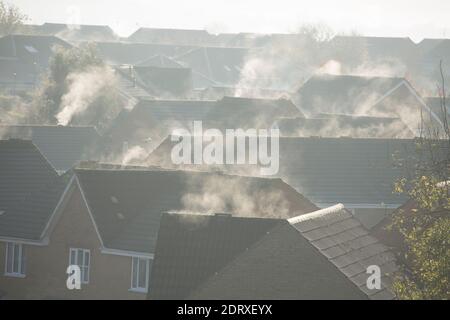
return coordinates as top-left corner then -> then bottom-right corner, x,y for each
287,203 -> 345,224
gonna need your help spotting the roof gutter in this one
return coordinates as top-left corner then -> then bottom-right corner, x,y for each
101,247 -> 154,259
0,236 -> 48,246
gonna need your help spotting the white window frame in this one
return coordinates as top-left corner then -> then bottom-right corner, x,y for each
130,257 -> 151,293
4,242 -> 25,277
69,248 -> 90,284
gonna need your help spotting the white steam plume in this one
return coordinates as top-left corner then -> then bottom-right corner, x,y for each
56,65 -> 117,126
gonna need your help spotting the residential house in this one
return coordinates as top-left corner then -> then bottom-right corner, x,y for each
0,164 -> 317,299
103,96 -> 300,160
295,74 -> 441,135
0,139 -> 69,298
0,125 -> 101,173
147,136 -> 445,229
0,34 -> 71,93
149,204 -> 398,299
0,34 -> 71,68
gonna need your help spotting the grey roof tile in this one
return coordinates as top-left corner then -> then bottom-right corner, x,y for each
0,139 -> 68,240
291,205 -> 400,299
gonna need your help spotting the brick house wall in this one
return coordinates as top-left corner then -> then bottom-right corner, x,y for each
0,185 -> 148,299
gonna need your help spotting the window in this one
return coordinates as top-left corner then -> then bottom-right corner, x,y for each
131,257 -> 151,293
69,248 -> 90,284
5,242 -> 25,277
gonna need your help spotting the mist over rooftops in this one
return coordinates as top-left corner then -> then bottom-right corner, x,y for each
73,166 -> 317,253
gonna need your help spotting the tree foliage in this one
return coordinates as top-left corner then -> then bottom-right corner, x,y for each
390,63 -> 450,300
35,43 -> 106,123
0,1 -> 28,36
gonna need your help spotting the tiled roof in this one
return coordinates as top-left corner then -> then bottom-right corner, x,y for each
150,211 -> 385,299
295,74 -> 408,116
75,167 -> 317,254
422,39 -> 450,61
0,34 -> 71,68
425,97 -> 450,124
95,42 -> 195,66
127,28 -> 213,46
135,54 -> 185,68
0,125 -> 101,172
148,136 -> 420,208
275,114 -> 414,138
0,139 -> 68,240
175,47 -> 249,87
115,67 -> 154,99
135,98 -> 217,120
196,85 -> 289,100
133,65 -> 193,97
208,96 -> 301,129
149,213 -> 284,299
278,137 -> 414,207
106,96 -> 300,154
0,58 -> 36,85
289,204 -> 398,299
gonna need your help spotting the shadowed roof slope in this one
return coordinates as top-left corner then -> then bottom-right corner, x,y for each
150,211 -> 381,299
149,213 -> 284,299
0,139 -> 68,240
179,206 -> 399,299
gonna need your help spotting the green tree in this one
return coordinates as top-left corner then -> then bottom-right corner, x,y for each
0,1 -> 28,36
35,43 -> 105,123
390,62 -> 450,300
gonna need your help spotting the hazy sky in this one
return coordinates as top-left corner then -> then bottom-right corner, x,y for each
11,0 -> 450,41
